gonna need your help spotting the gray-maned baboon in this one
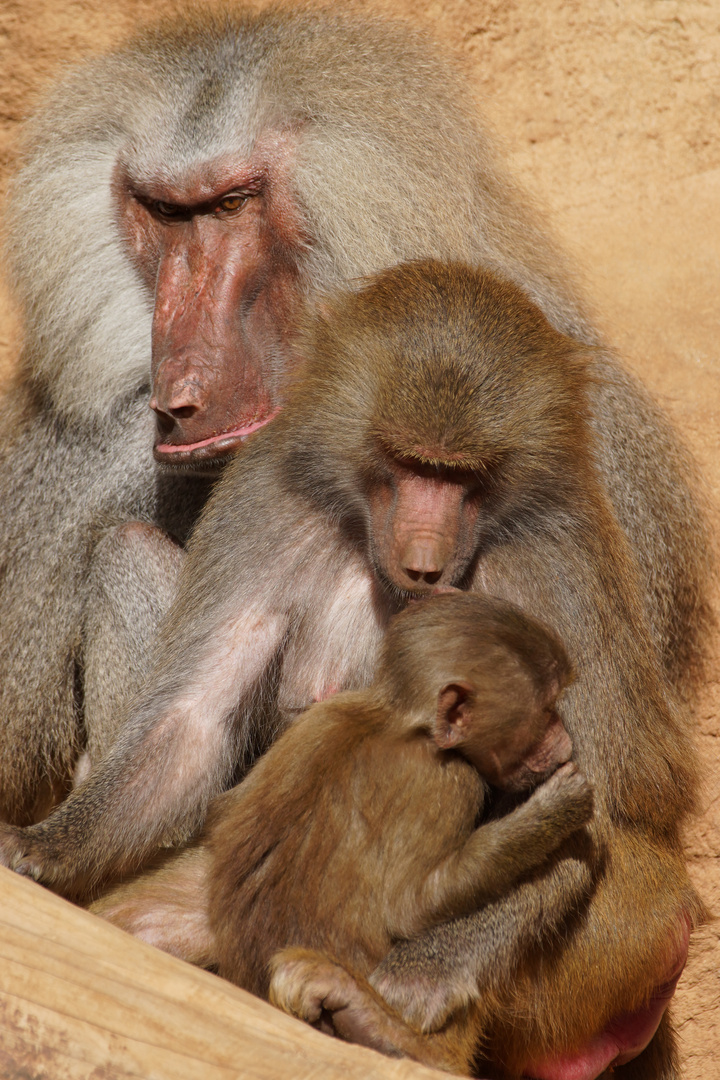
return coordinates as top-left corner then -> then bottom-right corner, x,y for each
0,7 -> 711,827
93,592 -> 592,1076
2,262 -> 704,1079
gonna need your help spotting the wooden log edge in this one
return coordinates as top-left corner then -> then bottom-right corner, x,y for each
0,866 -> 448,1080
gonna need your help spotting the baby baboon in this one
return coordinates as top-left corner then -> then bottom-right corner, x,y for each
94,592 -> 592,1074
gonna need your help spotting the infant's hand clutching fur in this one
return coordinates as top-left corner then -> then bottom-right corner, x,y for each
526,761 -> 594,838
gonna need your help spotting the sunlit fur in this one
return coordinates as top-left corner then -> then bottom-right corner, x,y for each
0,6 -> 711,828
6,7 -> 589,422
1,261 -> 706,1078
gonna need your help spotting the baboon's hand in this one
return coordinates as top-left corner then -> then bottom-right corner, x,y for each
528,761 -> 594,840
0,824 -> 40,877
271,946 -> 474,1071
270,947 -> 366,1030
0,823 -> 61,885
270,947 -> 408,1053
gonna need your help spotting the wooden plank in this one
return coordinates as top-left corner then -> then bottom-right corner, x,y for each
0,867 -> 446,1080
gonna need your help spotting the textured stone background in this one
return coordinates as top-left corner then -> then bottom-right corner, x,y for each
0,2 -> 718,1075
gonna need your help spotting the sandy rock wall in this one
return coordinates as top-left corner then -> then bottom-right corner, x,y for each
0,1 -> 718,1076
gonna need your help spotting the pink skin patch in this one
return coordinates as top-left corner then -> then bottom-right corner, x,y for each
314,684 -> 340,703
155,408 -> 281,454
522,917 -> 690,1080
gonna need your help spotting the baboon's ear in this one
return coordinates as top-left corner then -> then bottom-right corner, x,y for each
433,681 -> 474,749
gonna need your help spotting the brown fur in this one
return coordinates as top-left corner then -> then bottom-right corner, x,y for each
0,2 -> 607,825
0,6 -> 711,834
6,260 -> 697,1078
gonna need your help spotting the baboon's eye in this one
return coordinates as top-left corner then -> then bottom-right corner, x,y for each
216,193 -> 248,214
154,200 -> 183,218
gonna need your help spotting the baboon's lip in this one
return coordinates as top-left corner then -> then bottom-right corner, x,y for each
154,409 -> 281,463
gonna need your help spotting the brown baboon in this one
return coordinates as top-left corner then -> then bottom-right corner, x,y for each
93,592 -> 592,1076
1,262 -> 703,1078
